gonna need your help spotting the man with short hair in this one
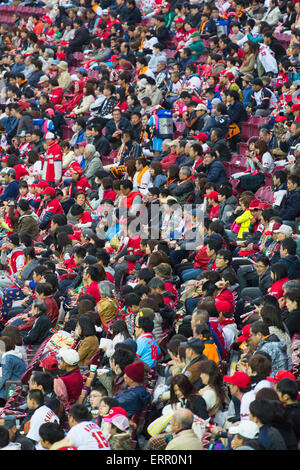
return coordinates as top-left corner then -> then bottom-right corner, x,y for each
66,404 -> 110,450
165,409 -> 203,450
180,337 -> 207,389
248,321 -> 289,373
0,417 -> 34,450
25,389 -> 59,446
22,299 -> 52,346
0,168 -> 19,201
279,238 -> 300,279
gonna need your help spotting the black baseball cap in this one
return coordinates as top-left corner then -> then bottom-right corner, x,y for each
180,337 -> 205,354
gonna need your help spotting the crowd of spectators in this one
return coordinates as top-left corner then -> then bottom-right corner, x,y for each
0,0 -> 299,452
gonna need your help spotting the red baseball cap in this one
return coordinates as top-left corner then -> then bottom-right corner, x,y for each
103,407 -> 127,422
110,55 -> 120,61
1,155 -> 8,162
291,103 -> 300,113
204,190 -> 219,201
69,163 -> 84,174
193,132 -> 208,142
265,221 -> 282,236
223,371 -> 251,388
266,370 -> 296,383
40,355 -> 58,370
42,15 -> 53,24
174,17 -> 184,22
41,187 -> 56,196
68,231 -> 82,242
76,142 -> 88,147
237,324 -> 251,343
36,181 -> 49,189
249,200 -> 260,211
225,71 -> 234,80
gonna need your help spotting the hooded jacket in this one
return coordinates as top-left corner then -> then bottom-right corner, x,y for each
198,158 -> 228,186
256,333 -> 289,373
17,210 -> 39,239
279,188 -> 300,221
218,195 -> 237,228
279,256 -> 300,280
0,349 -> 26,398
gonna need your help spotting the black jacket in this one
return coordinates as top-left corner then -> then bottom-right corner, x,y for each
68,27 -> 90,52
123,6 -> 142,25
210,139 -> 232,162
22,312 -> 52,345
285,402 -> 300,441
93,133 -> 111,156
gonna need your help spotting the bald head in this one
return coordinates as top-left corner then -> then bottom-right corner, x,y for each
172,408 -> 194,431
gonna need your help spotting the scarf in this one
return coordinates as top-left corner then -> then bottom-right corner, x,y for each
136,165 -> 149,185
219,318 -> 235,327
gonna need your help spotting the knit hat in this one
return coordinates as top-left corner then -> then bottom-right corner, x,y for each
124,361 -> 144,383
138,308 -> 155,319
8,233 -> 19,246
58,61 -> 68,71
154,263 -> 172,278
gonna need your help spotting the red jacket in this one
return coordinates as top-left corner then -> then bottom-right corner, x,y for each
60,367 -> 84,405
42,140 -> 63,183
161,152 -> 178,170
194,245 -> 211,270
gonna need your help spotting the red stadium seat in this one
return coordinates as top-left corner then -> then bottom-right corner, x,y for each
229,154 -> 248,176
255,186 -> 274,204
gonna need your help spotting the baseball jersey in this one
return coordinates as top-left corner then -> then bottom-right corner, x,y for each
136,333 -> 162,368
26,405 -> 59,443
66,421 -> 111,450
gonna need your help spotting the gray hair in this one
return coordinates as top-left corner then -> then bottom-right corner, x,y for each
99,280 -> 115,297
85,144 -> 96,156
283,280 -> 300,293
33,299 -> 47,315
173,409 -> 194,429
180,166 -> 192,177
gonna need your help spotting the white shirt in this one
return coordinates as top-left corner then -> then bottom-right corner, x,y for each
26,405 -> 59,443
66,421 -> 111,450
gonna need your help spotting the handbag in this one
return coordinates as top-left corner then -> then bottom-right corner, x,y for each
230,221 -> 240,234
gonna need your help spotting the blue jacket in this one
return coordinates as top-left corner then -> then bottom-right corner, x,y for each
279,189 -> 300,221
115,385 -> 151,418
0,350 -> 26,398
204,158 -> 228,186
0,180 -> 19,201
256,333 -> 289,373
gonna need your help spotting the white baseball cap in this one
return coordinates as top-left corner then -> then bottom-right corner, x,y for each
228,421 -> 259,440
45,132 -> 55,140
110,415 -> 130,432
59,348 -> 80,366
195,103 -> 207,112
273,224 -> 293,237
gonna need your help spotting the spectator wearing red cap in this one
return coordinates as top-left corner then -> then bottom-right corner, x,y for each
114,361 -> 151,418
41,132 -> 63,185
39,186 -> 64,230
222,371 -> 251,421
103,407 -> 131,450
204,190 -> 219,220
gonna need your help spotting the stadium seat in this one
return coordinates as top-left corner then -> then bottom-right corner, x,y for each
255,186 -> 274,204
229,154 -> 248,176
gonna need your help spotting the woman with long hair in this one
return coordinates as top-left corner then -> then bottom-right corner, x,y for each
240,41 -> 259,74
75,314 -> 99,366
150,161 -> 167,188
198,359 -> 226,417
72,82 -> 96,115
268,263 -> 290,300
259,304 -> 292,355
165,164 -> 179,192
